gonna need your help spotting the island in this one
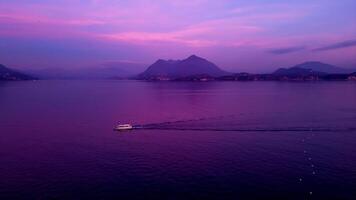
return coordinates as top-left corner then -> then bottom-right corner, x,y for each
135,55 -> 356,81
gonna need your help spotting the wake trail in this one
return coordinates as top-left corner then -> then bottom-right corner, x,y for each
131,115 -> 356,132
135,127 -> 356,132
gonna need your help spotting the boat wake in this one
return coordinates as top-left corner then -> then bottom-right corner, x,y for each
133,115 -> 356,132
136,126 -> 356,132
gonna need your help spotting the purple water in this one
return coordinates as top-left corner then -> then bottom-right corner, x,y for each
1,80 -> 356,199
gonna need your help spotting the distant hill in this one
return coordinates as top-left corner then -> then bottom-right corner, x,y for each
25,61 -> 146,79
290,61 -> 354,74
0,64 -> 36,81
137,55 -> 230,79
273,61 -> 356,76
273,67 -> 326,76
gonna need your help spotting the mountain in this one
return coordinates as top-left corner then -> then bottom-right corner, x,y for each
292,61 -> 354,74
137,55 -> 229,79
272,61 -> 356,76
25,61 -> 146,79
273,67 -> 326,76
0,64 -> 36,80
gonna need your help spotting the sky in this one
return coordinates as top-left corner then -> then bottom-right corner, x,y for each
0,0 -> 355,72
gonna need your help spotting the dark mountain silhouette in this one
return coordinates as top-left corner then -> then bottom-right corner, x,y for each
25,61 -> 146,79
273,67 -> 326,76
137,55 -> 229,79
0,64 -> 36,80
273,61 -> 356,76
292,61 -> 354,73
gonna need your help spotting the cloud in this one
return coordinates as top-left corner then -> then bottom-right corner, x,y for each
1,0 -> 355,70
268,46 -> 306,54
99,16 -> 265,47
101,29 -> 218,47
0,0 -> 312,52
313,40 -> 356,51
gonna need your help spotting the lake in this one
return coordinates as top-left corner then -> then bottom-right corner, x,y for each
0,80 -> 356,199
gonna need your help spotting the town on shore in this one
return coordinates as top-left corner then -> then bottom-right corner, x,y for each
135,55 -> 356,82
1,55 -> 356,81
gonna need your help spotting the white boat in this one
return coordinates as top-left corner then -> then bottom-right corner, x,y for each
115,124 -> 133,131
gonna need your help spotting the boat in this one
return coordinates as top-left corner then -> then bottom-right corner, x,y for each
115,124 -> 133,131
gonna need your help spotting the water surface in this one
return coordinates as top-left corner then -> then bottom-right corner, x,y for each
0,80 -> 355,199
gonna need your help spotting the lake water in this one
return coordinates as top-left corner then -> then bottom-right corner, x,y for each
0,80 -> 356,199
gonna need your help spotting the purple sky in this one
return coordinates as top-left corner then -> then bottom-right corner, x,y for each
0,0 -> 355,72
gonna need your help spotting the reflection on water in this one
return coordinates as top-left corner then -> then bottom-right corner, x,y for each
0,80 -> 356,199
136,115 -> 356,132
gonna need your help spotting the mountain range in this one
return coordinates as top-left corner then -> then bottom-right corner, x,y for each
24,61 -> 146,80
273,61 -> 355,75
0,64 -> 36,81
137,56 -> 355,81
137,55 -> 229,80
2,56 -> 356,81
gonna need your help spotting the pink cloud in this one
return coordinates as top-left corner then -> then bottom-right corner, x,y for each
1,0 -> 355,71
0,3 -> 347,52
101,31 -> 217,47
